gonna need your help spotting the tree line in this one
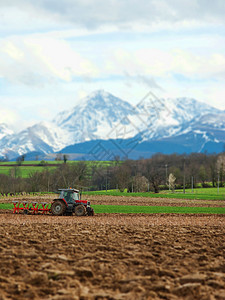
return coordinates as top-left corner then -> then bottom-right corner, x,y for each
0,152 -> 224,195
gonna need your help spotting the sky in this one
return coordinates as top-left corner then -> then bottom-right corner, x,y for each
0,0 -> 225,132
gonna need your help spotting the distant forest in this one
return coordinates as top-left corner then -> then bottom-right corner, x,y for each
0,152 -> 224,194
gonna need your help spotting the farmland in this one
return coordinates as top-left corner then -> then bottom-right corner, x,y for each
1,203 -> 225,214
1,189 -> 225,212
0,159 -> 225,199
1,154 -> 225,201
0,193 -> 225,299
84,187 -> 225,200
0,215 -> 224,299
0,153 -> 225,299
0,160 -> 118,178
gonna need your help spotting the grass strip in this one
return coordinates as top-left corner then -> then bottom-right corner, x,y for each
92,205 -> 225,214
0,203 -> 14,209
84,190 -> 225,201
1,203 -> 224,214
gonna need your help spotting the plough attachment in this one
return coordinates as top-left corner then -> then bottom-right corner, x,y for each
13,201 -> 51,214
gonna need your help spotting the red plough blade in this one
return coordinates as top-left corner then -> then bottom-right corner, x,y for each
13,201 -> 51,214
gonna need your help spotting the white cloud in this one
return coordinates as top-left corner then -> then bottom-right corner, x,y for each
0,0 -> 225,132
0,35 -> 98,86
25,36 -> 99,80
2,41 -> 24,61
32,0 -> 225,28
1,0 -> 225,35
0,108 -> 18,126
106,47 -> 225,81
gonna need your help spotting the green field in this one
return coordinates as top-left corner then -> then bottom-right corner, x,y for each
0,203 -> 14,210
0,161 -> 224,200
84,187 -> 225,200
92,205 -> 225,214
0,203 -> 224,214
0,161 -> 63,165
0,166 -> 55,178
0,160 -> 119,178
0,160 -> 118,166
0,161 -> 59,178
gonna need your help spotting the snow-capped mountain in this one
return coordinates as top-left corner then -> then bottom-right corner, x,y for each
191,112 -> 225,132
0,90 -> 136,159
181,111 -> 225,151
54,91 -> 222,143
0,123 -> 14,140
0,90 -> 224,160
53,90 -> 136,143
135,97 -> 220,141
0,124 -> 53,159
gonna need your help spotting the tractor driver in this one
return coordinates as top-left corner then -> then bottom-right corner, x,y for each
65,192 -> 73,204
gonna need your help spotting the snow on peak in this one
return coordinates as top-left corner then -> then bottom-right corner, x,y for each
87,89 -> 109,99
0,90 -> 224,159
54,90 -> 134,138
0,123 -> 14,140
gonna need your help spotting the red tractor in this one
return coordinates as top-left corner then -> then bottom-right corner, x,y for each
51,188 -> 94,216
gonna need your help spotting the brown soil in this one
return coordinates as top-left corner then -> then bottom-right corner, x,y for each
85,195 -> 225,207
2,194 -> 225,207
0,196 -> 225,299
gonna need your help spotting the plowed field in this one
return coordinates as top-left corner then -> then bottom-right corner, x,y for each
0,195 -> 225,299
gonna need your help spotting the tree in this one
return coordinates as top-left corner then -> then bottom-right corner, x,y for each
9,166 -> 21,179
199,165 -> 207,187
112,164 -> 131,192
114,155 -> 120,164
169,167 -> 182,185
209,156 -> 217,187
0,174 -> 11,194
39,160 -> 47,166
168,173 -> 176,192
16,154 -> 25,166
128,175 -> 148,192
28,172 -> 43,192
63,154 -> 69,164
142,155 -> 164,193
217,154 -> 225,187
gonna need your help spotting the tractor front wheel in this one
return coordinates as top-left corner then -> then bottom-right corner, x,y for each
75,204 -> 86,216
87,207 -> 94,216
51,200 -> 66,216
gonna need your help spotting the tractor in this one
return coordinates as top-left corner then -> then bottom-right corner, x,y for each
51,188 -> 94,216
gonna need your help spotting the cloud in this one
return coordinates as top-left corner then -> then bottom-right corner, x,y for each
0,0 -> 225,130
0,107 -> 19,128
172,50 -> 225,79
25,36 -> 99,80
1,31 -> 225,88
0,35 -> 98,86
1,0 -> 225,34
32,0 -> 225,27
124,72 -> 163,90
106,47 -> 225,81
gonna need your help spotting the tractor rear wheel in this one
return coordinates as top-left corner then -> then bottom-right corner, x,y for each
75,204 -> 86,216
51,200 -> 66,216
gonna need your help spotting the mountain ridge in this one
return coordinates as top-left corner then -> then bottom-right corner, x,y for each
0,90 -> 224,160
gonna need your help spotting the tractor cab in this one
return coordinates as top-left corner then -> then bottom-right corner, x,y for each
59,188 -> 79,204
